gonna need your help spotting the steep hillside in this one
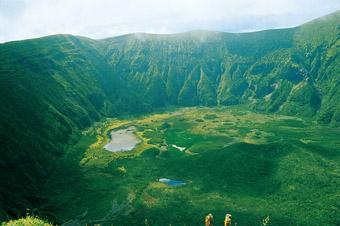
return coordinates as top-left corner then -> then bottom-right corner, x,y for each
0,35 -> 149,219
99,11 -> 339,122
0,10 -> 339,222
100,29 -> 296,108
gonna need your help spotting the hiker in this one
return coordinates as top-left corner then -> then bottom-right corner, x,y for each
205,213 -> 214,226
224,214 -> 232,226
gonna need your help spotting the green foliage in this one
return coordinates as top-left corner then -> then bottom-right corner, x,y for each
203,114 -> 218,120
140,148 -> 160,157
178,66 -> 200,106
39,107 -> 340,225
161,122 -> 171,129
197,69 -> 217,106
280,81 -> 321,117
0,35 -> 150,219
1,216 -> 52,226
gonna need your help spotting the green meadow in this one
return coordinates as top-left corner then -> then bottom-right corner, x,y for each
40,107 -> 340,225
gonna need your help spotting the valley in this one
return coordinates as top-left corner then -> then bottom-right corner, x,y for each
43,107 -> 340,225
0,10 -> 339,225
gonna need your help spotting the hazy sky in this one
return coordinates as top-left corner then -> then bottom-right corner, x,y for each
0,0 -> 339,43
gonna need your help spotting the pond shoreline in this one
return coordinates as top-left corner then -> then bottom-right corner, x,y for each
104,126 -> 141,152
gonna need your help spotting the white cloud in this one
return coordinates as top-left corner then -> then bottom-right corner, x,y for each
0,0 -> 339,42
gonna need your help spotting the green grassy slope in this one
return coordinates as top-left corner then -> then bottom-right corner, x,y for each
100,28 -> 297,108
0,35 -> 149,220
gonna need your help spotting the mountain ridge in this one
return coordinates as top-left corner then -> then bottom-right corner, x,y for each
3,10 -> 339,45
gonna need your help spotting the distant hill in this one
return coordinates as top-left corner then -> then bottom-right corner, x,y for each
0,10 -> 339,221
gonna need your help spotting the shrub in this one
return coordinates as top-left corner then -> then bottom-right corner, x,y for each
1,216 -> 52,226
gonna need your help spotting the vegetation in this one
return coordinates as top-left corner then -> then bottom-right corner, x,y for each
33,108 -> 340,225
0,11 -> 339,225
1,216 -> 51,226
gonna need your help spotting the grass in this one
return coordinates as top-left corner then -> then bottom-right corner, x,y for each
41,106 -> 339,225
1,216 -> 52,226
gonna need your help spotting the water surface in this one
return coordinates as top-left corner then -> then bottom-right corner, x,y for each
104,126 -> 140,152
159,178 -> 186,186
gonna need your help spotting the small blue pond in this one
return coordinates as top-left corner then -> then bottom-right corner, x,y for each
159,178 -> 186,186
